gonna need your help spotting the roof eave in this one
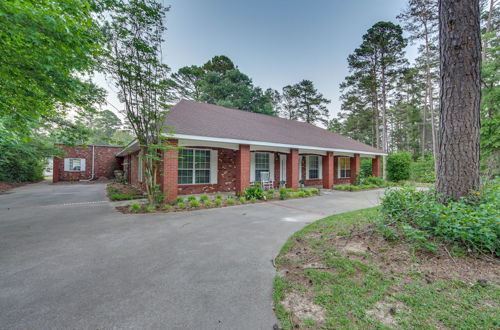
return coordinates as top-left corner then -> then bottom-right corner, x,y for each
162,133 -> 387,156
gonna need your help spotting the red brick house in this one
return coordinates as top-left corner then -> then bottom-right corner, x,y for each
53,144 -> 123,183
116,100 -> 386,202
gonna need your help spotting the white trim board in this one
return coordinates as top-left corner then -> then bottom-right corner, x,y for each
168,133 -> 387,156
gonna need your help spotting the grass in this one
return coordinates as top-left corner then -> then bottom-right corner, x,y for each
273,207 -> 500,329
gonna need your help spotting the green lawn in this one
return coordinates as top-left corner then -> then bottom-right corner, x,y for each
273,207 -> 500,329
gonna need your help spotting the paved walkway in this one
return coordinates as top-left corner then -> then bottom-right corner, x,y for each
0,182 -> 385,329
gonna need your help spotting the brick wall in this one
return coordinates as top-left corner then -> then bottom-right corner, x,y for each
53,144 -> 122,182
177,147 -> 238,195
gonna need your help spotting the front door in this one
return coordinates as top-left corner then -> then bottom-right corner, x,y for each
279,154 -> 287,184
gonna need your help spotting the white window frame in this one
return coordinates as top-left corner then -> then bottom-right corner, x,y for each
178,148 -> 217,185
338,157 -> 351,179
64,158 -> 85,172
307,155 -> 321,180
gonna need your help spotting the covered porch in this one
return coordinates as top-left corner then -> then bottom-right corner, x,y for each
160,137 -> 383,202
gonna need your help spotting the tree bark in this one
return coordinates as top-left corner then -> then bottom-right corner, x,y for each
437,0 -> 481,202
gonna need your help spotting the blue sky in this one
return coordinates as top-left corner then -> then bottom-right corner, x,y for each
102,0 -> 417,119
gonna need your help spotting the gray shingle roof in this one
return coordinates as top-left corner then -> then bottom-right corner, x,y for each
165,100 -> 384,154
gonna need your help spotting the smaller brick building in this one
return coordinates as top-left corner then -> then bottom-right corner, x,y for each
53,144 -> 123,183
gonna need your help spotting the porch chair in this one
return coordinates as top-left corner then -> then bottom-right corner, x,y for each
260,171 -> 274,190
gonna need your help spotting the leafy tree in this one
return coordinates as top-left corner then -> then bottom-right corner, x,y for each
103,0 -> 173,206
167,65 -> 204,101
280,80 -> 330,125
279,85 -> 300,120
337,21 -> 407,161
480,0 -> 499,177
202,55 -> 236,74
77,110 -> 123,145
437,0 -> 482,201
0,0 -> 105,137
168,55 -> 276,115
398,0 -> 439,163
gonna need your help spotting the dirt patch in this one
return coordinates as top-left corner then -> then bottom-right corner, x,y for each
366,301 -> 405,327
0,181 -> 27,193
332,233 -> 500,284
282,291 -> 326,324
275,222 -> 500,328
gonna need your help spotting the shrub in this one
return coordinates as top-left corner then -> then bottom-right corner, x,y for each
187,195 -> 197,202
163,204 -> 172,211
360,158 -> 373,178
0,140 -> 47,182
304,190 -> 312,196
410,158 -> 436,183
215,193 -> 223,200
310,188 -> 319,195
361,176 -> 386,187
379,181 -> 500,255
239,196 -> 246,204
268,189 -> 275,195
130,203 -> 142,212
387,152 -> 412,181
190,200 -> 200,208
109,193 -> 143,201
244,183 -> 265,200
177,202 -> 186,210
226,198 -> 235,205
214,199 -> 222,207
175,197 -> 184,204
199,194 -> 209,201
145,204 -> 154,212
297,191 -> 306,198
279,187 -> 288,200
250,197 -> 257,203
203,200 -> 212,207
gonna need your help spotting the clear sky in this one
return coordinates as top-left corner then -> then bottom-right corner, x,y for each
101,0 -> 417,119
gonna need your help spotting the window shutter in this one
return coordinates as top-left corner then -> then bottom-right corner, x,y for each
80,159 -> 86,172
299,156 -> 303,180
318,156 -> 323,179
250,152 -> 255,182
64,158 -> 70,171
210,149 -> 218,184
269,153 -> 275,181
305,156 -> 310,179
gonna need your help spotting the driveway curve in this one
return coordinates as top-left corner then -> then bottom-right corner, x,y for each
0,182 -> 384,329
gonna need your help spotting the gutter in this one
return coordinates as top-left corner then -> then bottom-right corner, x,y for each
80,145 -> 95,182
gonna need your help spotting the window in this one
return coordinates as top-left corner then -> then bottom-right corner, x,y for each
178,149 -> 211,184
339,157 -> 351,178
255,152 -> 270,182
64,158 -> 84,172
308,156 -> 320,179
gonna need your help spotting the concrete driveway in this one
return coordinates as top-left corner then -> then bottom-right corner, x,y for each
0,182 -> 384,329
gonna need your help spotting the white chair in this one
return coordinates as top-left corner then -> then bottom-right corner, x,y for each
260,171 -> 274,190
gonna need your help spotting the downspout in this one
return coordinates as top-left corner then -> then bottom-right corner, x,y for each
80,145 -> 95,182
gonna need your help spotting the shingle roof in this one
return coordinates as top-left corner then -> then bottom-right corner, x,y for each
164,100 -> 385,154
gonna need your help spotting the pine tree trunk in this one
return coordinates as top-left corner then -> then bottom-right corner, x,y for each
380,66 -> 388,153
437,0 -> 481,202
423,23 -> 438,173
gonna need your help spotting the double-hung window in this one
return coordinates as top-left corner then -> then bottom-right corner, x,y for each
338,157 -> 351,178
255,152 -> 270,182
308,156 -> 320,179
178,149 -> 211,184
